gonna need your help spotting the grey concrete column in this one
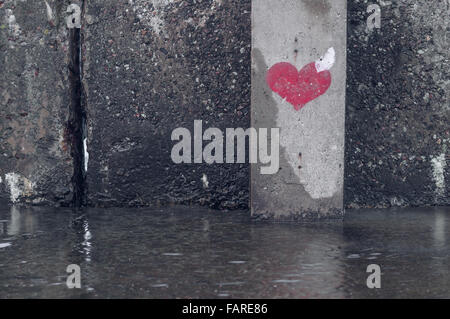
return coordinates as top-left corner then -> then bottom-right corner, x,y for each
251,0 -> 347,220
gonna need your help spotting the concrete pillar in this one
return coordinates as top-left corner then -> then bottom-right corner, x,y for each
251,0 -> 347,220
0,0 -> 75,206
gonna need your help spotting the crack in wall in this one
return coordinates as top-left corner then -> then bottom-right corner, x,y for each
68,0 -> 86,207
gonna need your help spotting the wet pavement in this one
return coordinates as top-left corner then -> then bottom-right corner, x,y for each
0,205 -> 449,298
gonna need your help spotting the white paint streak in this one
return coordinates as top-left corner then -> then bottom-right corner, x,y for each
201,174 -> 209,188
5,173 -> 21,203
151,0 -> 176,6
83,138 -> 89,172
44,0 -> 53,22
129,0 -> 178,35
5,173 -> 35,203
315,47 -> 335,72
187,0 -> 222,27
5,9 -> 21,37
0,243 -> 12,249
431,153 -> 446,196
131,0 -> 221,34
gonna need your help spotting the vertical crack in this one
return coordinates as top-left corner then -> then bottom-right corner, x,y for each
68,1 -> 86,207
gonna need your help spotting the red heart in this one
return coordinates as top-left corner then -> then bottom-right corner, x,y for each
266,62 -> 332,111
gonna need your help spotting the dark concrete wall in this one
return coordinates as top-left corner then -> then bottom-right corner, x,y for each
345,0 -> 449,208
82,0 -> 251,209
1,0 -> 448,211
0,0 -> 74,206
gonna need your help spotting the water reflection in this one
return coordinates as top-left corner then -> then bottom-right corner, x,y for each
69,213 -> 93,263
433,210 -> 446,248
68,211 -> 95,294
2,205 -> 41,237
0,219 -> 7,235
341,207 -> 450,298
8,205 -> 21,236
0,205 -> 449,298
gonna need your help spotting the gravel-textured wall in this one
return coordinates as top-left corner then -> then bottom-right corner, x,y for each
82,0 -> 251,209
1,0 -> 447,211
0,0 -> 74,206
345,0 -> 449,208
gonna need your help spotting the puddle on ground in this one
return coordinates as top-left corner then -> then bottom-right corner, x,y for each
0,205 -> 449,298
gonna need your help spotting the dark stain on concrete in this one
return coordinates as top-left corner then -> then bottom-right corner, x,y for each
67,25 -> 86,207
302,0 -> 331,16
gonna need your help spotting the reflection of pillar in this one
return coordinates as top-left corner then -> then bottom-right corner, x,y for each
70,214 -> 93,263
24,207 -> 38,233
0,221 -> 7,235
433,211 -> 446,248
68,212 -> 95,292
82,219 -> 93,263
7,206 -> 39,236
244,223 -> 346,298
8,206 -> 21,236
431,209 -> 450,297
251,0 -> 347,220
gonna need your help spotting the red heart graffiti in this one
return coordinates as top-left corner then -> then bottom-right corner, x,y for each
266,62 -> 332,111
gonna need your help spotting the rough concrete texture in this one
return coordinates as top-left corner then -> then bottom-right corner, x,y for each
1,0 -> 448,213
251,0 -> 347,220
82,0 -> 251,209
345,0 -> 449,208
0,0 -> 75,206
